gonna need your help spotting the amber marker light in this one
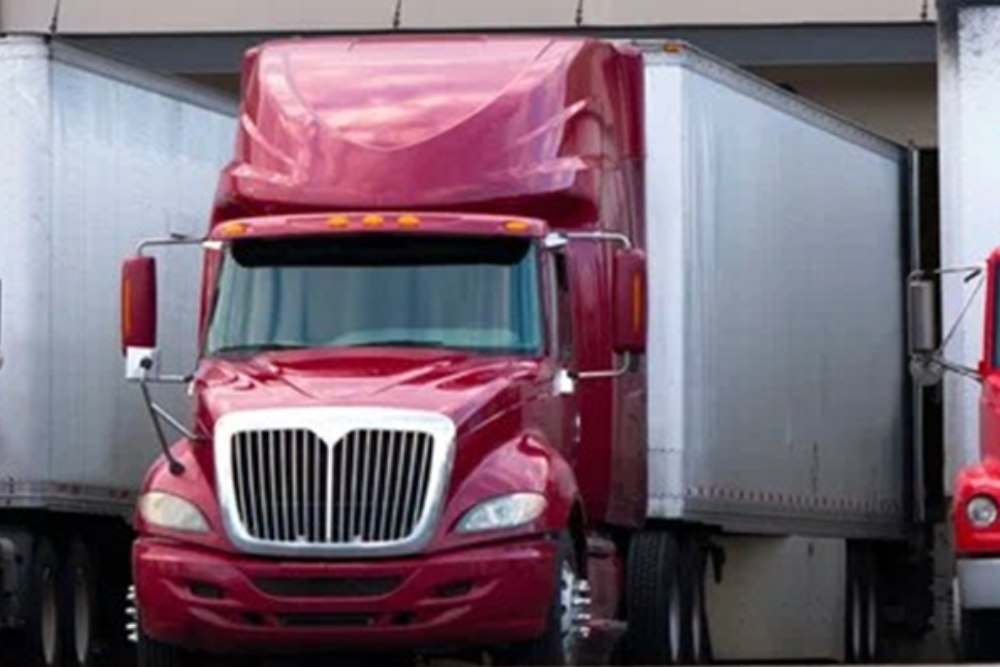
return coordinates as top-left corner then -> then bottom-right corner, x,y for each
219,221 -> 249,236
504,220 -> 531,233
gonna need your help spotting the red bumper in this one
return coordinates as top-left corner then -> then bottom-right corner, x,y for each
133,536 -> 556,655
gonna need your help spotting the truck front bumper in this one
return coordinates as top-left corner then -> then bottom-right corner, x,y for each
957,557 -> 1000,609
133,536 -> 556,655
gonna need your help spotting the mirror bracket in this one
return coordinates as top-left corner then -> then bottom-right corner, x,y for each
554,368 -> 576,395
907,265 -> 986,386
123,234 -> 207,477
125,346 -> 160,382
545,230 -> 634,251
135,233 -> 206,256
576,353 -> 632,381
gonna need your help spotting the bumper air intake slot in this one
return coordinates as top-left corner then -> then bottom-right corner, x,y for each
254,576 -> 402,598
276,613 -> 374,628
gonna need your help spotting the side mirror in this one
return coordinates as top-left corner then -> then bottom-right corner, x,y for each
121,256 -> 159,381
908,278 -> 939,356
613,249 -> 647,355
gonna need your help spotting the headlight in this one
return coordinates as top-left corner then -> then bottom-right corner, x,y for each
139,491 -> 210,533
967,495 -> 999,529
456,492 -> 546,534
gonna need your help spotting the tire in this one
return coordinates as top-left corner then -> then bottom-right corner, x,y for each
63,539 -> 98,667
495,532 -> 583,666
845,542 -> 879,664
22,536 -> 64,667
958,610 -> 1000,662
136,626 -> 195,667
621,530 -> 687,666
680,537 -> 712,665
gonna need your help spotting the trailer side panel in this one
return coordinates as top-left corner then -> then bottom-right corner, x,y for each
645,45 -> 909,539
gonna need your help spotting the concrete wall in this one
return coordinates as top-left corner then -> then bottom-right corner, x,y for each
752,64 -> 938,147
936,2 -> 1000,487
0,0 -> 936,33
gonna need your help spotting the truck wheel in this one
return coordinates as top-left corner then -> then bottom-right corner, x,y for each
136,626 -> 195,667
681,537 -> 712,664
622,530 -> 687,665
845,543 -> 879,663
23,536 -> 64,667
958,610 -> 1000,662
63,539 -> 98,667
494,532 -> 582,666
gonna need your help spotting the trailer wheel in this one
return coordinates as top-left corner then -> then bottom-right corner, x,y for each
23,537 -> 64,667
494,532 -> 582,666
958,610 -> 1000,662
845,542 -> 879,663
681,537 -> 713,664
63,539 -> 98,667
622,530 -> 687,665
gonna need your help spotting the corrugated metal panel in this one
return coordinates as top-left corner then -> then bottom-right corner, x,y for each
0,36 -> 236,510
644,45 -> 908,538
585,0 -> 933,25
0,37 -> 55,488
0,0 -> 935,33
400,0 -> 578,28
1,0 -> 398,32
0,0 -> 57,32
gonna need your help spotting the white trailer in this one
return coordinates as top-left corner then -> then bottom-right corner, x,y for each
0,36 -> 236,667
631,41 -> 933,663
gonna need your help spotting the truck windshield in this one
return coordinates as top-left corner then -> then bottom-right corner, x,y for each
205,234 -> 543,357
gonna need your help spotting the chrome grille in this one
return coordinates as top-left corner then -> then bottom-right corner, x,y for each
231,429 -> 435,545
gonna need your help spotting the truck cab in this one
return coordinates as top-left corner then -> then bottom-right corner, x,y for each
940,252 -> 1000,661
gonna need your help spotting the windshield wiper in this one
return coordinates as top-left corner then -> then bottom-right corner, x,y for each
212,343 -> 306,356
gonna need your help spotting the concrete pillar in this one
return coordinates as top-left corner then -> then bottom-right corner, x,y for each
936,0 -> 1000,486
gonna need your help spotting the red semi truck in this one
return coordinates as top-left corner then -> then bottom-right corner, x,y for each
914,251 -> 1000,661
121,36 -> 937,665
913,1 -> 1000,662
948,287 -> 1000,662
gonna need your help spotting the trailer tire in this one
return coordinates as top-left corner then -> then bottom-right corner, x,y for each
680,537 -> 712,664
958,610 -> 1000,662
22,536 -> 64,667
845,542 -> 879,664
622,530 -> 687,666
63,539 -> 98,667
494,532 -> 582,666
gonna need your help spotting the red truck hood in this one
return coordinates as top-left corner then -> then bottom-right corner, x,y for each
193,347 -> 543,433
